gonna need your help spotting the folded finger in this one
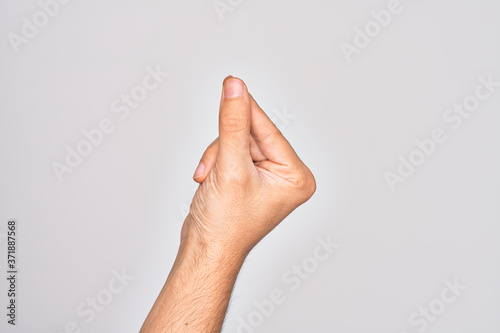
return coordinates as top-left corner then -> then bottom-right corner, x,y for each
250,95 -> 301,165
193,138 -> 219,183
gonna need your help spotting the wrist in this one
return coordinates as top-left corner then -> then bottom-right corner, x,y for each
179,215 -> 248,268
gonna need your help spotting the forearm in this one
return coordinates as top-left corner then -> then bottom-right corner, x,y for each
141,76 -> 315,331
141,218 -> 246,333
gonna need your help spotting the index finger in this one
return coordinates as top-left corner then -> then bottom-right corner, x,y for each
249,95 -> 301,165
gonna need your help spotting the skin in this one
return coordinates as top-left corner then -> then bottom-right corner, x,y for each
140,76 -> 316,333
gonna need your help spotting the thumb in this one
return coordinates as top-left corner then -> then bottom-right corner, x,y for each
217,77 -> 251,169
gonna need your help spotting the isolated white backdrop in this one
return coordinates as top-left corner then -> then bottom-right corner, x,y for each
0,0 -> 499,332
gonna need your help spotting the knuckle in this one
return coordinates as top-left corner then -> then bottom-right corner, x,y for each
304,172 -> 317,198
220,114 -> 249,134
294,166 -> 316,199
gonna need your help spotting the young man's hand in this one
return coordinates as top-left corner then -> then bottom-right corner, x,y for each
184,76 -> 316,258
141,77 -> 315,333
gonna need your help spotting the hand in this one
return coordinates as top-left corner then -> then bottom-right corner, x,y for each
183,76 -> 316,258
141,77 -> 316,332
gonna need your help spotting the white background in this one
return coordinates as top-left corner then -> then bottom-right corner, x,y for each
0,0 -> 499,332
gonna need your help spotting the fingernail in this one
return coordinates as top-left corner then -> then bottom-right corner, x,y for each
224,78 -> 244,99
193,162 -> 205,178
